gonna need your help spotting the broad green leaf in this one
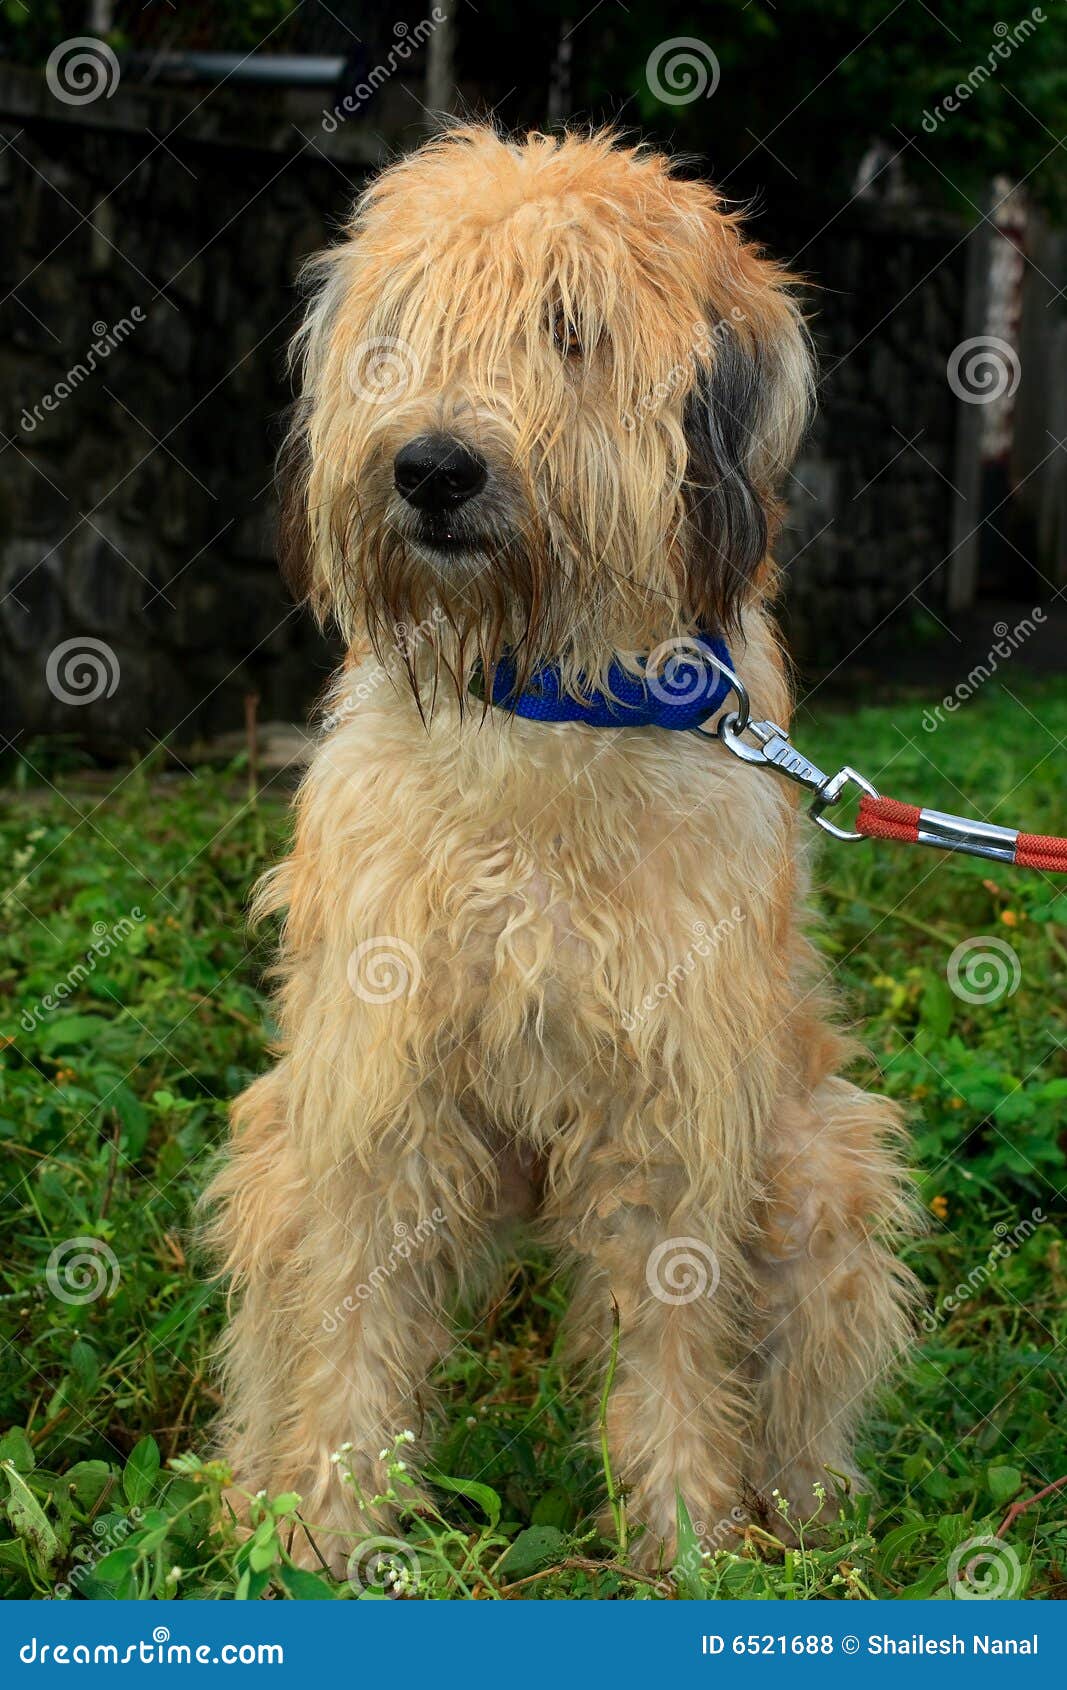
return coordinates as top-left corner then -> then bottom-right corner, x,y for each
249,1535 -> 279,1573
987,1465 -> 1023,1506
499,1525 -> 565,1579
36,1016 -> 109,1054
122,1436 -> 161,1508
0,1429 -> 35,1473
93,1543 -> 141,1582
271,1492 -> 302,1516
2,1463 -> 59,1572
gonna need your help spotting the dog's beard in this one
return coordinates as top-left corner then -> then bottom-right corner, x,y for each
336,490 -> 569,716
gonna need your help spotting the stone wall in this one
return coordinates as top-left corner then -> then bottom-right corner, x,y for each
0,67 -> 972,749
778,211 -> 967,665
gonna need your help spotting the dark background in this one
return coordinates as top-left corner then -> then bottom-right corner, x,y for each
0,0 -> 1064,755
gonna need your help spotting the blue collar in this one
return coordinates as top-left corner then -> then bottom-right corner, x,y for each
477,633 -> 733,731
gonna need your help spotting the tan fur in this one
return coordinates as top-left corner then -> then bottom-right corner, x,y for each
205,125 -> 918,1572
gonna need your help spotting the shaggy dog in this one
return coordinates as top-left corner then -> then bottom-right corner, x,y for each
207,125 -> 916,1573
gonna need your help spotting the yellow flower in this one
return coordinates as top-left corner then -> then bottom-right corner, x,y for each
1000,909 -> 1021,927
930,1195 -> 948,1221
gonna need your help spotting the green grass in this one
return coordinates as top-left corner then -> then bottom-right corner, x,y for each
1,679 -> 1065,1600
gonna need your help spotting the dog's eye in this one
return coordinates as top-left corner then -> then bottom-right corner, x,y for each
550,305 -> 584,360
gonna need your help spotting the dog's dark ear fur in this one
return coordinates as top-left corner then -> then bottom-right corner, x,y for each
683,308 -> 813,632
276,424 -> 313,604
682,331 -> 769,633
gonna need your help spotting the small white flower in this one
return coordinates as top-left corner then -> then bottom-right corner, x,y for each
401,1429 -> 415,1444
378,1449 -> 390,1461
167,1566 -> 182,1581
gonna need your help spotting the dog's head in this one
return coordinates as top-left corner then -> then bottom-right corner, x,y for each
282,125 -> 813,705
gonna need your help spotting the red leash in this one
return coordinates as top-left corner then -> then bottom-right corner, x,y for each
855,793 -> 1067,874
703,659 -> 1067,873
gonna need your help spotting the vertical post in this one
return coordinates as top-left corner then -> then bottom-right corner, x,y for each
425,5 -> 455,125
88,0 -> 116,272
1013,212 -> 1067,589
548,20 -> 573,124
946,208 -> 992,612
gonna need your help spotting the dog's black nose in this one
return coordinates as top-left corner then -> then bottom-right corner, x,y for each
393,435 -> 487,514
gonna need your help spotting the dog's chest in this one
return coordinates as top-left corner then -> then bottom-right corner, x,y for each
442,839 -> 596,992
319,704 -> 775,1031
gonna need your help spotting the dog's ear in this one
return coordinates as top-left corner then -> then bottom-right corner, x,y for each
683,294 -> 813,632
276,421 -> 313,605
275,249 -> 356,623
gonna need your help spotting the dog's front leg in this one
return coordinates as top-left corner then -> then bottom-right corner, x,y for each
751,1078 -> 919,1522
547,1153 -> 753,1571
208,1068 -> 504,1575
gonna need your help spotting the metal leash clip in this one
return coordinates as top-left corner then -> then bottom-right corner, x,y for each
703,667 -> 880,841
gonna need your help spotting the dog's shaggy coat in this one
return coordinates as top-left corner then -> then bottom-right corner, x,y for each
207,126 -> 917,1570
